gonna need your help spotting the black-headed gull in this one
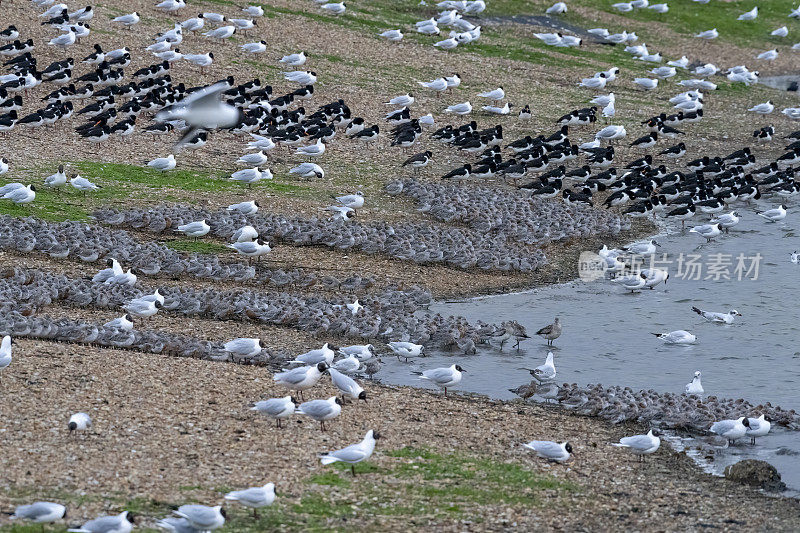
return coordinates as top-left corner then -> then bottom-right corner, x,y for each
292,343 -> 336,365
289,162 -> 325,179
695,28 -> 718,39
296,396 -> 342,430
228,239 -> 271,262
11,502 -> 66,525
157,83 -> 242,147
319,430 -> 379,475
280,52 -> 307,67
67,511 -> 133,533
685,371 -> 703,394
379,29 -> 403,41
223,338 -> 264,359
611,429 -> 661,461
418,77 -> 447,93
522,440 -> 572,462
148,154 -> 176,171
651,330 -> 696,344
241,40 -> 267,53
2,184 -> 35,204
634,77 -> 658,90
691,307 -> 740,324
204,25 -> 236,39
710,211 -> 739,232
738,6 -> 757,20
230,167 -> 272,187
478,87 -> 505,103
416,364 -> 464,396
103,315 -> 134,332
387,341 -> 423,361
320,2 -> 346,15
445,101 -> 472,115
529,351 -> 556,381
227,200 -> 259,214
251,396 -> 298,427
123,299 -> 162,319
237,151 -> 268,166
284,70 -> 317,85
68,412 -> 91,434
176,220 -> 210,240
172,505 -> 225,531
225,483 -> 275,518
328,367 -> 366,402
757,204 -> 786,222
745,415 -> 770,444
615,273 -> 647,292
0,335 -> 11,375
273,363 -> 328,399
334,192 -> 364,209
710,417 -> 750,445
689,223 -> 721,241
749,101 -> 774,114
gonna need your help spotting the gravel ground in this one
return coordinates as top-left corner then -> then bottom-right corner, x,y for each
1,340 -> 799,531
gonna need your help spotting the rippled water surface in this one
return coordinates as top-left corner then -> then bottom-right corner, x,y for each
379,199 -> 800,493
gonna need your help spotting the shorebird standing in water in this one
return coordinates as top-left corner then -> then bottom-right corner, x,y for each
536,317 -> 562,346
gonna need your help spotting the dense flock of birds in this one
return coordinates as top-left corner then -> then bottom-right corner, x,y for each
2,0 -> 800,528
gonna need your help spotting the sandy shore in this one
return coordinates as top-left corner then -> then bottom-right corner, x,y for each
1,341 -> 799,531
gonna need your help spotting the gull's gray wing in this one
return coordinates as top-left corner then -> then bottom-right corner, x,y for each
329,368 -> 357,392
274,367 -> 308,385
618,434 -> 653,450
327,443 -> 368,463
422,367 -> 453,383
298,400 -> 333,418
253,399 -> 288,416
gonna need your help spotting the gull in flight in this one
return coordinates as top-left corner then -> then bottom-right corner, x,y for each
156,82 -> 242,148
691,307 -> 741,324
611,429 -> 661,461
319,430 -> 380,475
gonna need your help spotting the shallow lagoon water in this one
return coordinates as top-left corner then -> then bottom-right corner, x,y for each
379,199 -> 800,494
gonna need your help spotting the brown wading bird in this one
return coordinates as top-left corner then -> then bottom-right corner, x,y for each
536,317 -> 562,346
